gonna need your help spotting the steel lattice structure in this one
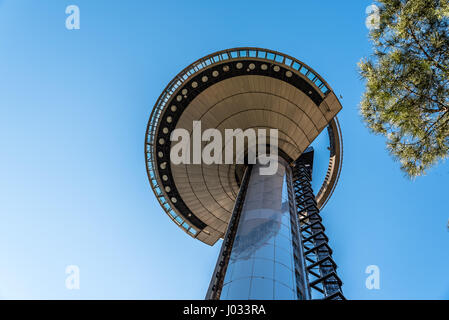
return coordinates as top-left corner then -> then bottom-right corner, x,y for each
292,150 -> 344,300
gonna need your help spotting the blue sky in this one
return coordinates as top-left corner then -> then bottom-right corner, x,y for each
0,0 -> 448,299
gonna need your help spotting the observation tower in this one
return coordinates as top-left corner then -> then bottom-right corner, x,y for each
145,48 -> 344,300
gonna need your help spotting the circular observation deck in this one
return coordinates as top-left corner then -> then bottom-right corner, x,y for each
145,48 -> 343,245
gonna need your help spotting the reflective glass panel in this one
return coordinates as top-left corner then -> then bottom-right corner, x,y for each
221,159 -> 300,300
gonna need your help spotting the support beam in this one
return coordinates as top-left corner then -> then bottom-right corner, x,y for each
292,149 -> 344,300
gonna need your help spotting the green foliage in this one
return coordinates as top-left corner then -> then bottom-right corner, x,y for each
359,0 -> 449,177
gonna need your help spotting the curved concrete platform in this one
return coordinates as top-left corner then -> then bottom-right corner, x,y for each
145,48 -> 343,245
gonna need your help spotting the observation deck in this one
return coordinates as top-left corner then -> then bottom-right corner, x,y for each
145,48 -> 343,245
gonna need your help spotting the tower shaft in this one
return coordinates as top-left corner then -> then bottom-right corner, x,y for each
207,151 -> 344,300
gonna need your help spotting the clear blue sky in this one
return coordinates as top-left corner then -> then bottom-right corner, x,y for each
0,0 -> 448,300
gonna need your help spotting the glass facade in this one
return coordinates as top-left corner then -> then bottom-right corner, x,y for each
221,159 -> 308,300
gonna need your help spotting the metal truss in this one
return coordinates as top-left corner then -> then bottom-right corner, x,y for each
292,152 -> 345,300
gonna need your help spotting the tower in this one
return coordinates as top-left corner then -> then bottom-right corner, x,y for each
145,48 -> 344,300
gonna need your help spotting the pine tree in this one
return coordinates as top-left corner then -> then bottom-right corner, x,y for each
359,0 -> 449,177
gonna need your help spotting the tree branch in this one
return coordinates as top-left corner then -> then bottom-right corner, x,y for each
408,26 -> 449,75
